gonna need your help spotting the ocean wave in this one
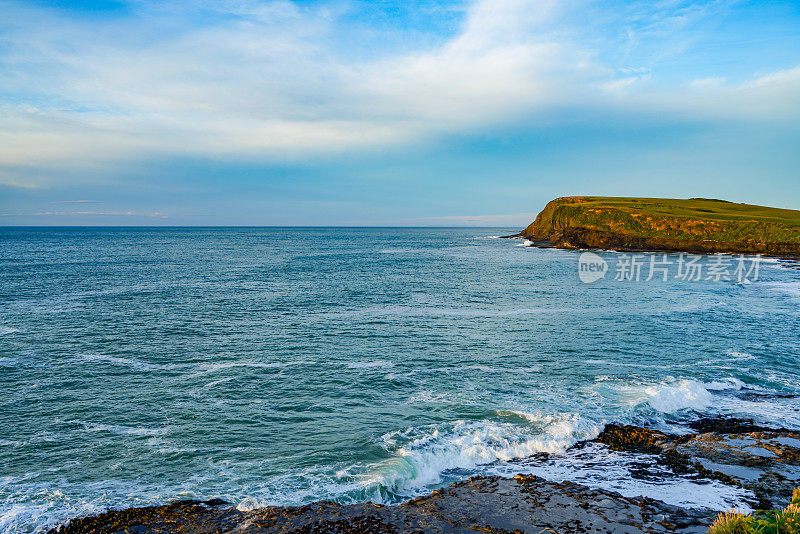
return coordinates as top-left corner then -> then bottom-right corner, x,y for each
498,410 -> 603,441
515,240 -> 533,247
379,248 -> 427,254
0,477 -> 184,534
612,379 -> 719,413
585,358 -> 665,369
725,350 -> 755,361
327,305 -> 576,318
191,360 -> 316,376
346,360 -> 394,369
0,326 -> 18,336
761,281 -> 800,298
76,421 -> 166,437
405,390 -> 454,404
78,354 -> 161,371
364,415 -> 602,497
705,377 -> 746,391
643,380 -> 713,412
602,376 -> 797,428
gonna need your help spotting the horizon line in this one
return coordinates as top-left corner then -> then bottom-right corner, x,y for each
0,225 -> 522,229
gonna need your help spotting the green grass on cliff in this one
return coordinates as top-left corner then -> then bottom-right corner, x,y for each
565,197 -> 800,227
524,196 -> 800,245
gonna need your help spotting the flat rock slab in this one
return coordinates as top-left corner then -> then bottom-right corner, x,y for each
49,475 -> 713,534
596,418 -> 800,509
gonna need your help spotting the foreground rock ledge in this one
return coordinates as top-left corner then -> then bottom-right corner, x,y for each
49,475 -> 713,534
49,419 -> 800,534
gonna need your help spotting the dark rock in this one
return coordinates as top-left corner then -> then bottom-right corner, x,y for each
687,418 -> 791,435
594,421 -> 800,509
48,476 -> 713,534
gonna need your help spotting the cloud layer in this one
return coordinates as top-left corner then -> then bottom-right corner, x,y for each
0,0 -> 798,189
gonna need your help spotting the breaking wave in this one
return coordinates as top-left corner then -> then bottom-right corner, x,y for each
360,413 -> 602,500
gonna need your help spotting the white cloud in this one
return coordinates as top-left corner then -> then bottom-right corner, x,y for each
0,0 -> 588,184
0,0 -> 798,187
600,75 -> 646,93
0,210 -> 168,218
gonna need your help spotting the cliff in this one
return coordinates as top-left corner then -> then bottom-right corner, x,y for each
516,197 -> 800,256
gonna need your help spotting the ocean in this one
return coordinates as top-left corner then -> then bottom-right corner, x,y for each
1,227 -> 799,533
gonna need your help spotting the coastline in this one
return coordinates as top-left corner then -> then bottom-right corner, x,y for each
509,197 -> 800,259
502,232 -> 800,260
49,417 -> 800,533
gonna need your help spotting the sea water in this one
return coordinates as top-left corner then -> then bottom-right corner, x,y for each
1,227 -> 799,532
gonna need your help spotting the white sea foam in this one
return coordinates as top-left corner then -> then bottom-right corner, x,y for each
459,364 -> 496,372
0,477 -> 194,534
645,380 -> 713,412
201,377 -> 236,389
405,390 -> 454,404
488,442 -> 754,512
328,305 -> 575,318
605,375 -> 796,429
77,421 -> 166,437
379,248 -> 428,254
192,360 -> 315,376
503,410 -> 603,441
346,360 -> 394,369
515,240 -> 533,247
236,497 -> 262,512
79,354 -> 160,371
761,281 -> 800,298
725,350 -> 755,361
0,326 -> 18,336
705,377 -> 745,391
585,358 -> 665,369
365,415 -> 602,495
615,379 -> 715,413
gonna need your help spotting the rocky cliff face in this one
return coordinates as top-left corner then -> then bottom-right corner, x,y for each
517,197 -> 800,256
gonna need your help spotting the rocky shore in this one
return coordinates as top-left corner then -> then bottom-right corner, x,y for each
49,418 -> 800,534
511,196 -> 800,257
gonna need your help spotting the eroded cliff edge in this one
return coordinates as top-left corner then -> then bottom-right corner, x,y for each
513,197 -> 800,256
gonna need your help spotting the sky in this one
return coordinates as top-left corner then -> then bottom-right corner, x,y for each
0,0 -> 799,226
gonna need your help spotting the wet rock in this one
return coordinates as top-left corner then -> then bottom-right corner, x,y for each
687,418 -> 792,435
594,420 -> 800,509
49,476 -> 713,534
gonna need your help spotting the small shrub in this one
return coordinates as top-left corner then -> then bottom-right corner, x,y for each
709,490 -> 800,534
708,511 -> 755,534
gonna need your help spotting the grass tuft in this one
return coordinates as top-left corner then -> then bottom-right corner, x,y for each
709,489 -> 800,534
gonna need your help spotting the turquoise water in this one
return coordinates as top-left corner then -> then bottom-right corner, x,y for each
1,227 -> 799,532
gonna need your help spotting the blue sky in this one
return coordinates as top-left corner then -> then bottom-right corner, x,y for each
1,0 -> 798,226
